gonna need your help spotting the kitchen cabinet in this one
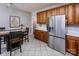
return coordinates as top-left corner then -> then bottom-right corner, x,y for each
77,39 -> 79,55
37,6 -> 66,24
43,31 -> 48,43
51,6 -> 65,16
52,8 -> 57,16
42,11 -> 48,24
33,29 -> 48,43
47,8 -> 60,16
66,35 -> 79,55
56,8 -> 60,15
37,11 -> 47,24
47,9 -> 52,17
33,29 -> 39,39
37,12 -> 41,24
66,4 -> 75,25
59,6 -> 66,15
37,3 -> 79,25
75,4 -> 79,25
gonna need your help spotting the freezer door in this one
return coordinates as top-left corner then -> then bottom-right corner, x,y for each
55,15 -> 65,38
48,16 -> 56,35
48,36 -> 55,49
54,37 -> 65,54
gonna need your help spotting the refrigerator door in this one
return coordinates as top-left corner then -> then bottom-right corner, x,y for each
54,37 -> 65,54
55,15 -> 65,38
48,15 -> 66,54
48,16 -> 56,36
48,36 -> 55,49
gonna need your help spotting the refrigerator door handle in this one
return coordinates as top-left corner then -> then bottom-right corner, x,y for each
47,24 -> 49,31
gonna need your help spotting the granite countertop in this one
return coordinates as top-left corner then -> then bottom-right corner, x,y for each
67,30 -> 79,37
35,28 -> 47,32
35,27 -> 79,37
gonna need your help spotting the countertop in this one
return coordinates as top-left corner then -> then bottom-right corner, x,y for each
35,27 -> 79,37
35,28 -> 47,32
67,30 -> 79,37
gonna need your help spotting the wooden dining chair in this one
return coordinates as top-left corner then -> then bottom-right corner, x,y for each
9,31 -> 24,56
0,27 -> 6,44
23,27 -> 29,42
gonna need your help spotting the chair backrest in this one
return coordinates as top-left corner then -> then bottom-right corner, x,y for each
0,27 -> 5,31
9,31 -> 24,40
26,27 -> 29,33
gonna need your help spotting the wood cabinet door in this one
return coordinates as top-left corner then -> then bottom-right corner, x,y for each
67,39 -> 76,53
47,9 -> 52,17
75,4 -> 79,25
77,39 -> 79,55
37,31 -> 48,43
52,8 -> 56,16
34,30 -> 48,43
42,11 -> 48,24
34,30 -> 42,40
37,11 -> 47,24
37,12 -> 41,23
43,32 -> 48,43
66,35 -> 77,54
38,30 -> 42,40
59,6 -> 66,15
56,8 -> 60,15
66,4 -> 75,25
40,12 -> 43,24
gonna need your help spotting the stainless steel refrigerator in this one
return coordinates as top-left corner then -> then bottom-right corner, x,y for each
48,15 -> 66,54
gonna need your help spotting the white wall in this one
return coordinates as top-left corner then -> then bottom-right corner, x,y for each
0,5 -> 32,34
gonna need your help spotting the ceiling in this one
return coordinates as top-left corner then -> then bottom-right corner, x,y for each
14,3 -> 57,12
0,3 -> 65,12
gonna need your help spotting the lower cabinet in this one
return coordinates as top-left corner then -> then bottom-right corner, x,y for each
66,35 -> 79,55
77,39 -> 79,55
33,29 -> 48,43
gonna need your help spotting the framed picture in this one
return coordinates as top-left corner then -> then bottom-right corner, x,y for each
10,16 -> 20,28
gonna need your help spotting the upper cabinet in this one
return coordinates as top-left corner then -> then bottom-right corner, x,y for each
47,9 -> 52,17
37,12 -> 43,24
51,6 -> 66,16
37,3 -> 79,25
66,4 -> 75,25
37,11 -> 47,24
42,11 -> 48,24
59,6 -> 66,15
51,8 -> 57,16
56,8 -> 60,15
75,4 -> 79,25
37,12 -> 41,23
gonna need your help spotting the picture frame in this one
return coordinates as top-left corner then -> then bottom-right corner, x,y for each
9,16 -> 20,28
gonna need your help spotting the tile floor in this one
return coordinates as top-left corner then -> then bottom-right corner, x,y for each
0,35 -> 73,56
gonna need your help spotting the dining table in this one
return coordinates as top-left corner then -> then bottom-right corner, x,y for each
0,31 -> 9,54
0,29 -> 27,54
